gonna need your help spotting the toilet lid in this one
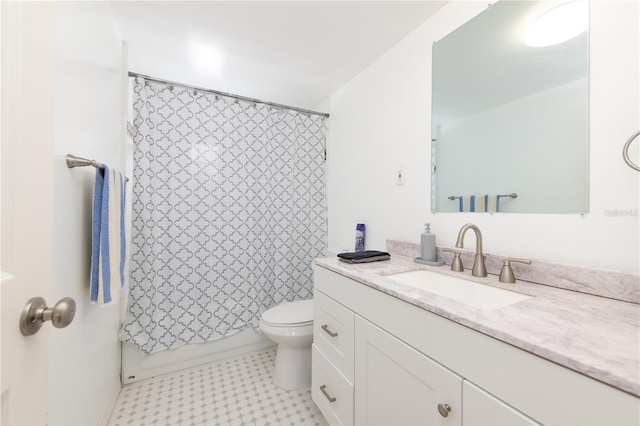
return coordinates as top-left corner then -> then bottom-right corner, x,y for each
262,299 -> 313,325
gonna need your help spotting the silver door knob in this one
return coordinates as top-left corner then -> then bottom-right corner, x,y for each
20,297 -> 76,336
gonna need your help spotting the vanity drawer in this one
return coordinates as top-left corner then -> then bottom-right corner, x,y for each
314,290 -> 355,382
312,344 -> 354,426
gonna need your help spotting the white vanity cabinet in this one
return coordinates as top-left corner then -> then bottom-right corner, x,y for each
312,264 -> 640,426
312,346 -> 354,425
354,316 -> 462,425
312,291 -> 355,425
314,291 -> 355,382
462,381 -> 539,426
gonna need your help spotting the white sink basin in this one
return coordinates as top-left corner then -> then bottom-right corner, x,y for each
385,269 -> 532,310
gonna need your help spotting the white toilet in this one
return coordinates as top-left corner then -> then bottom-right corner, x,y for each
259,299 -> 314,390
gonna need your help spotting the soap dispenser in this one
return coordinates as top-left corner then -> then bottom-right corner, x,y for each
414,224 -> 444,266
421,223 -> 436,262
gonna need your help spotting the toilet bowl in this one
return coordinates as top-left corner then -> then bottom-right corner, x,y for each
259,299 -> 314,390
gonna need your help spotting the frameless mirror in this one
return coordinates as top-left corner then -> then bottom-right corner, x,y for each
431,0 -> 589,213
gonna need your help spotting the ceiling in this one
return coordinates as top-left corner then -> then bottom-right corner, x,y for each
109,1 -> 447,111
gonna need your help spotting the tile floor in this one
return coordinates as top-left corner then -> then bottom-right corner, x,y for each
109,347 -> 327,426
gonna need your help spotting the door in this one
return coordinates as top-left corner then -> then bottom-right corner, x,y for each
1,1 -> 57,424
354,316 -> 463,425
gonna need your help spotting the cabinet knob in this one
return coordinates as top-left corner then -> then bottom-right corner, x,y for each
437,403 -> 451,418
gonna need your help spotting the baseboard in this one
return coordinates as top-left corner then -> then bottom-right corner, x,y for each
96,376 -> 121,425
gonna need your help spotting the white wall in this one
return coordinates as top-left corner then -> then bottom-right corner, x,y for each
327,1 -> 639,273
50,2 -> 125,424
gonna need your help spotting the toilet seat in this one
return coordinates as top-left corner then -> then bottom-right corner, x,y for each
261,299 -> 313,327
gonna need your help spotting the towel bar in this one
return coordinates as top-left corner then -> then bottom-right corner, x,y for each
66,154 -> 129,182
623,130 -> 640,172
66,154 -> 99,169
448,193 -> 517,200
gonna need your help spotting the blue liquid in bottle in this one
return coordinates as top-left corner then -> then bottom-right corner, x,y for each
355,223 -> 365,252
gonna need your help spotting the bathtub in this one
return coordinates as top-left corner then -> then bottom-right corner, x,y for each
121,328 -> 275,384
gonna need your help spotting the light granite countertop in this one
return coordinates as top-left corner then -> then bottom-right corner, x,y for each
314,255 -> 640,397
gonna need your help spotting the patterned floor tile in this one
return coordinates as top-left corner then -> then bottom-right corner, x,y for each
109,347 -> 327,426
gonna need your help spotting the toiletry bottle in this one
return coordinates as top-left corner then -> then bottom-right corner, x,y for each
355,223 -> 365,252
421,223 -> 436,262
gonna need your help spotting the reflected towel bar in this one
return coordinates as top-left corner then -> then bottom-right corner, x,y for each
448,193 -> 518,200
66,154 -> 129,182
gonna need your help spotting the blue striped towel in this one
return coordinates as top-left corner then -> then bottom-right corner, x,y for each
459,195 -> 499,213
90,164 -> 126,304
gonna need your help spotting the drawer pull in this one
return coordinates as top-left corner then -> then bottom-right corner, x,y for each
320,385 -> 337,403
437,403 -> 451,418
321,324 -> 338,337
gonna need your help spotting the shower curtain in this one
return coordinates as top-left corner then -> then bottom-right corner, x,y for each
121,78 -> 327,354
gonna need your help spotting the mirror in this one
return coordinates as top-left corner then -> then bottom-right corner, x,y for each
431,0 -> 588,213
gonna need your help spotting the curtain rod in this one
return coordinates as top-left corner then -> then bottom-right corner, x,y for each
128,72 -> 330,118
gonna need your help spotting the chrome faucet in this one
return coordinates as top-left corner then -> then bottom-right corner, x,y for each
455,223 -> 487,277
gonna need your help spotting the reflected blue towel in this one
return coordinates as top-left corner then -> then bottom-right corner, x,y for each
459,195 -> 499,212
460,196 -> 476,212
90,164 -> 126,304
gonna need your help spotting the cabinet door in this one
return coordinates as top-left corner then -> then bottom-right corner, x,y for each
354,317 -> 462,425
463,381 -> 540,426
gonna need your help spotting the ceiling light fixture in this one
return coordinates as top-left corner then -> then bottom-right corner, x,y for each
524,0 -> 588,47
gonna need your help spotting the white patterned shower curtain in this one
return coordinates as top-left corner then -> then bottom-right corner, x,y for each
121,78 -> 327,354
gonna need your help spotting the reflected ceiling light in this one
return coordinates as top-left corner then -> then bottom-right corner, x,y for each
524,1 -> 588,47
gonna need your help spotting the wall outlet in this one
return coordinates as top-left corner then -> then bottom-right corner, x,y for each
396,166 -> 405,186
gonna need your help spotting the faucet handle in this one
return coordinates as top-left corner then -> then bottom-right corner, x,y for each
442,248 -> 464,272
499,258 -> 532,283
